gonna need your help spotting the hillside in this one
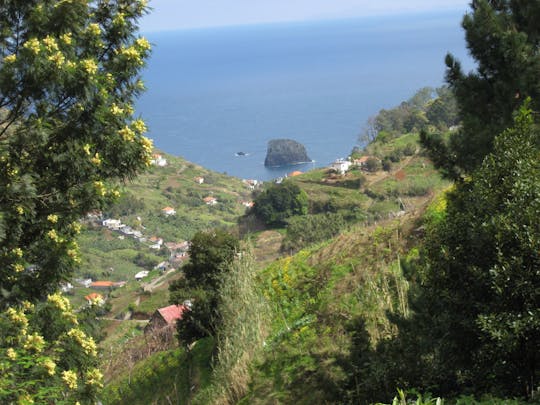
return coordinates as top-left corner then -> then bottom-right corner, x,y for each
99,127 -> 452,404
63,153 -> 256,378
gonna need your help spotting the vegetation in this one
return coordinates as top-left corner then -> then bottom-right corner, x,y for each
169,230 -> 240,345
253,181 -> 308,227
0,0 -> 150,402
424,0 -> 540,175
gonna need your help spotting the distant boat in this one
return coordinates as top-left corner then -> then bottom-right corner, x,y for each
235,151 -> 249,156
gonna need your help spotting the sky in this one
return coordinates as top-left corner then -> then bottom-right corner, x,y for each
140,0 -> 471,32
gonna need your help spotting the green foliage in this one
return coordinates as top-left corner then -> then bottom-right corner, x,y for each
0,295 -> 102,404
169,230 -> 239,345
102,338 -> 215,405
201,246 -> 269,404
0,0 -> 152,305
429,0 -> 540,174
361,86 -> 456,146
253,181 -> 308,227
282,212 -> 347,252
400,104 -> 540,399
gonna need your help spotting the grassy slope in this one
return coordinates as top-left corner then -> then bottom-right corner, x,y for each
101,134 -> 452,404
66,152 -> 253,386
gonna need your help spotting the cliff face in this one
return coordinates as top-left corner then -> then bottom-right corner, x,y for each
264,139 -> 311,167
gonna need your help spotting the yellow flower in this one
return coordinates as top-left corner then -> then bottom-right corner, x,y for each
13,263 -> 24,273
93,181 -> 106,196
4,54 -> 16,63
47,214 -> 58,224
86,23 -> 101,36
42,358 -> 56,376
42,36 -> 59,52
17,395 -> 34,404
6,348 -> 17,360
62,370 -> 78,390
16,206 -> 24,215
47,229 -> 59,242
110,103 -> 124,116
80,58 -> 98,75
60,32 -> 72,45
12,248 -> 23,258
24,333 -> 45,353
85,368 -> 103,388
48,51 -> 65,68
47,293 -> 70,312
135,37 -> 151,51
83,144 -> 91,155
118,126 -> 135,142
132,119 -> 147,134
71,222 -> 82,234
91,153 -> 101,166
6,308 -> 29,329
113,13 -> 126,27
23,38 -> 41,55
67,328 -> 97,356
140,136 -> 153,152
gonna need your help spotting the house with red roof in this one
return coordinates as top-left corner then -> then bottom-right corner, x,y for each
203,196 -> 218,205
84,293 -> 104,306
144,304 -> 188,339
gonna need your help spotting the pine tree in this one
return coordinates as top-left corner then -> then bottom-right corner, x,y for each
424,0 -> 540,175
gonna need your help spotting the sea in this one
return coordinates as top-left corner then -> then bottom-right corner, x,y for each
137,11 -> 474,181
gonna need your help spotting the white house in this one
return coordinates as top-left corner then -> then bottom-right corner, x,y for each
161,206 -> 176,216
203,196 -> 218,205
102,218 -> 122,229
194,176 -> 204,184
330,158 -> 352,174
135,271 -> 149,281
151,154 -> 167,167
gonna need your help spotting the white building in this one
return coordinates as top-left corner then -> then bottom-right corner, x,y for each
330,158 -> 352,174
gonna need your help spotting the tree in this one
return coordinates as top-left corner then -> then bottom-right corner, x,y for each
0,1 -> 151,402
169,230 -> 240,345
0,0 -> 152,305
253,181 -> 309,227
408,104 -> 540,398
424,0 -> 540,175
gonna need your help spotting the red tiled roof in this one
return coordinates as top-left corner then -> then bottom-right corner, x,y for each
288,170 -> 303,177
203,196 -> 216,202
157,304 -> 187,325
90,281 -> 114,287
85,293 -> 103,301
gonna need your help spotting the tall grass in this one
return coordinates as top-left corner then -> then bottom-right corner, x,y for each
204,245 -> 270,404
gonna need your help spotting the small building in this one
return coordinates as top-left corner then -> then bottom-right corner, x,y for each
243,179 -> 260,190
161,206 -> 176,216
60,282 -> 74,293
84,293 -> 104,306
203,196 -> 218,205
77,278 -> 93,288
154,261 -> 169,272
151,154 -> 168,167
165,241 -> 189,252
135,270 -> 149,281
353,156 -> 370,167
241,201 -> 254,208
330,158 -> 351,174
194,176 -> 204,184
288,170 -> 303,177
144,304 -> 188,340
102,218 -> 122,230
90,281 -> 115,290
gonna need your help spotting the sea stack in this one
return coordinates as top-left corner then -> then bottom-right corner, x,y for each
264,139 -> 311,167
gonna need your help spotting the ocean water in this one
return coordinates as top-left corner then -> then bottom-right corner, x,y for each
138,11 -> 474,181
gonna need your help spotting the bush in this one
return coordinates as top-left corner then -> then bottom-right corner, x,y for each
253,181 -> 309,227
